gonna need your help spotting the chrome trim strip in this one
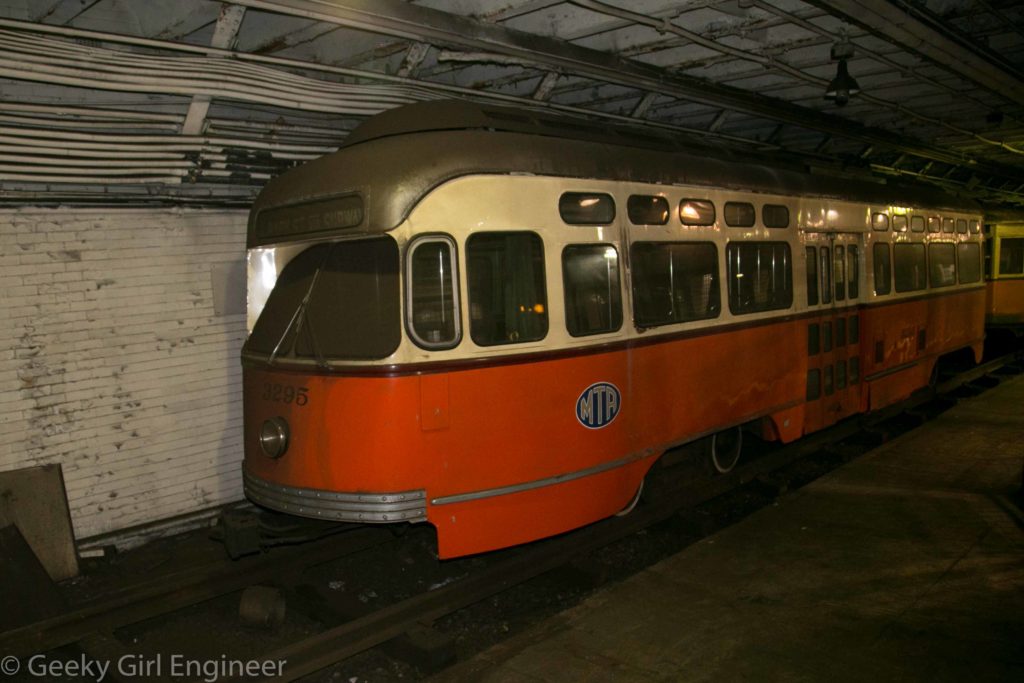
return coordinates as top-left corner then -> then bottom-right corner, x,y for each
243,468 -> 426,523
430,450 -> 656,506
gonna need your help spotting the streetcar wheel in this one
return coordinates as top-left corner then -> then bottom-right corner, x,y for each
708,427 -> 742,474
615,478 -> 644,517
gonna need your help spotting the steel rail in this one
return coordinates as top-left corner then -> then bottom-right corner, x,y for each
0,527 -> 395,659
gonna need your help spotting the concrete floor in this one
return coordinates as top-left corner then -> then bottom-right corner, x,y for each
437,375 -> 1024,682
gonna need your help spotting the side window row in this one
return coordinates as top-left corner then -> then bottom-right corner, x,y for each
407,233 -> 796,349
560,191 -> 791,229
872,242 -> 981,295
872,213 -> 979,235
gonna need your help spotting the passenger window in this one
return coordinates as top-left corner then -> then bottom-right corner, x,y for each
849,315 -> 859,344
850,357 -> 860,383
957,243 -> 981,284
724,201 -> 755,227
824,365 -> 834,395
894,243 -> 927,292
928,243 -> 956,288
559,192 -> 615,225
893,215 -> 908,232
969,220 -> 980,234
942,217 -> 955,234
467,232 -> 548,346
679,199 -> 716,226
763,204 -> 789,228
848,246 -> 859,299
834,245 -> 846,302
627,195 -> 669,226
631,242 -> 720,327
837,360 -> 847,390
836,318 -> 846,347
1000,238 -> 1024,275
872,213 -> 889,231
820,246 -> 832,304
873,243 -> 891,295
956,219 -> 968,234
562,244 -> 623,337
726,242 -> 793,314
806,246 -> 818,306
808,324 -> 820,355
911,216 -> 925,233
927,216 -> 941,233
408,236 -> 460,349
823,322 -> 832,352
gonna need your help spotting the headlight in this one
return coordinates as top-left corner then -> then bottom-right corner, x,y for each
259,417 -> 290,459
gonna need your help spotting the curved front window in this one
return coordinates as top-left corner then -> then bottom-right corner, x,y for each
245,236 -> 400,361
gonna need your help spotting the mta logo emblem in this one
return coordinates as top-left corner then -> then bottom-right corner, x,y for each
576,382 -> 621,429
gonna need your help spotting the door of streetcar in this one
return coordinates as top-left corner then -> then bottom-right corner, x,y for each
804,232 -> 863,431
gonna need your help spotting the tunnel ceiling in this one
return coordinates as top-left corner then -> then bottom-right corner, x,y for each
0,0 -> 1022,208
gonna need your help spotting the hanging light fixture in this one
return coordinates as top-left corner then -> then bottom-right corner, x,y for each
824,38 -> 860,107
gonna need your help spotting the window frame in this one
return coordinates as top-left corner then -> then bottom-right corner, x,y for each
724,201 -> 756,228
873,242 -> 891,295
894,242 -> 927,293
627,195 -> 670,226
893,215 -> 908,232
957,242 -> 981,284
998,237 -> 1024,276
561,243 -> 624,337
466,230 -> 549,347
630,240 -> 722,328
762,204 -> 790,229
805,246 -> 818,306
848,245 -> 860,299
725,240 -> 794,315
679,199 -> 716,226
820,246 -> 832,305
928,242 -> 957,288
559,192 -> 616,225
834,245 -> 846,302
406,234 -> 462,351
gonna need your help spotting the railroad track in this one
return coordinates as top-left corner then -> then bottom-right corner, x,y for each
4,351 -> 1022,683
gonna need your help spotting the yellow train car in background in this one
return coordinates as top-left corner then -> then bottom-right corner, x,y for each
985,217 -> 1024,334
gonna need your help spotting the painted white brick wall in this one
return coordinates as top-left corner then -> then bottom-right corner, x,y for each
1,207 -> 250,541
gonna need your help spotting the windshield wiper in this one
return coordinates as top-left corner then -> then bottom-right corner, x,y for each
268,246 -> 331,369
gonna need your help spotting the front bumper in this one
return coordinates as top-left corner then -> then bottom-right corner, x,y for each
243,468 -> 427,523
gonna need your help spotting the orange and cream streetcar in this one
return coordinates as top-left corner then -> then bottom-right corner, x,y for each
241,101 -> 985,558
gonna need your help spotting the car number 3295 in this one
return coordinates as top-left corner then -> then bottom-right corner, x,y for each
261,382 -> 309,406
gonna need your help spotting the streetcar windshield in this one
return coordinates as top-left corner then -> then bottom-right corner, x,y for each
245,236 -> 400,361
